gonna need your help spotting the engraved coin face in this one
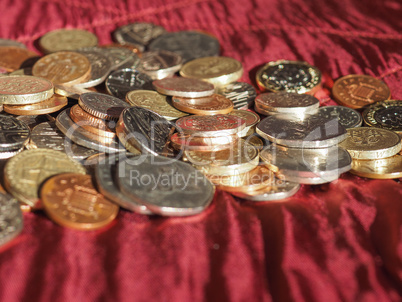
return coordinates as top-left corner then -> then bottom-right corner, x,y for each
0,193 -> 23,247
256,60 -> 322,94
106,68 -> 153,99
70,104 -> 116,134
126,90 -> 188,120
32,51 -> 91,85
117,155 -> 215,216
114,23 -> 166,52
255,92 -> 319,115
4,148 -> 87,207
41,173 -> 119,230
39,29 -> 98,53
153,77 -> 215,98
339,127 -> 401,159
148,31 -> 220,63
362,100 -> 402,133
75,50 -> 112,88
228,109 -> 260,127
332,75 -> 390,109
317,106 -> 362,129
217,82 -> 256,110
0,114 -> 30,151
0,47 -> 38,72
172,94 -> 233,115
3,95 -> 67,115
79,92 -> 129,120
256,113 -> 347,148
96,47 -> 140,70
138,50 -> 183,79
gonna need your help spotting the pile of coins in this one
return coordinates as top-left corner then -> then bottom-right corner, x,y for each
0,22 -> 401,247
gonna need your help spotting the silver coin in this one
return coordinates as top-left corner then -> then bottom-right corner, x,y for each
0,39 -> 26,49
56,109 -> 126,153
117,107 -> 173,156
54,84 -> 94,100
117,155 -> 215,216
153,77 -> 215,98
95,153 -> 152,214
0,114 -> 30,152
113,23 -> 166,52
318,106 -> 362,129
75,50 -> 112,88
79,92 -> 129,120
260,145 -> 352,184
16,115 -> 49,130
138,50 -> 183,80
81,46 -> 140,71
148,31 -> 220,63
256,113 -> 347,148
106,68 -> 154,99
217,82 -> 256,110
0,146 -> 24,159
0,193 -> 23,247
254,92 -> 319,115
29,121 -> 98,160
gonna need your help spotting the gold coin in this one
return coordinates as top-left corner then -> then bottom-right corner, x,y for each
3,94 -> 67,115
125,90 -> 188,120
32,51 -> 91,85
180,56 -> 243,87
339,127 -> 401,159
172,94 -> 234,115
39,29 -> 98,54
170,133 -> 239,151
350,153 -> 402,179
242,135 -> 264,151
41,173 -> 119,230
228,109 -> 260,137
4,149 -> 86,208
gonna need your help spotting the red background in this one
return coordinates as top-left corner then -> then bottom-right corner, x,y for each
0,0 -> 402,301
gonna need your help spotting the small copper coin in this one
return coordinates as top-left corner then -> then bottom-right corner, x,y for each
3,94 -> 67,115
78,92 -> 129,120
153,77 -> 215,98
0,47 -> 38,72
32,51 -> 91,85
41,173 -> 119,230
170,133 -> 238,151
332,75 -> 390,109
172,94 -> 233,115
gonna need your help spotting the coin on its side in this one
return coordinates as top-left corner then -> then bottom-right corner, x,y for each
4,149 -> 86,208
172,94 -> 233,115
0,193 -> 23,247
217,82 -> 256,110
41,173 -> 118,230
3,94 -> 67,115
363,100 -> 402,133
350,153 -> 402,179
317,105 -> 362,129
153,77 -> 215,98
78,92 -> 129,120
332,75 -> 390,109
170,133 -> 238,151
39,29 -> 98,53
339,127 -> 401,159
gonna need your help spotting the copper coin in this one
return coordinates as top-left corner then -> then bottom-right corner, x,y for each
175,114 -> 246,137
332,75 -> 390,109
41,173 -> 119,230
172,94 -> 233,115
153,77 -> 215,98
3,94 -> 67,115
0,47 -> 38,72
69,104 -> 116,138
170,132 -> 239,151
32,51 -> 91,85
78,92 -> 129,120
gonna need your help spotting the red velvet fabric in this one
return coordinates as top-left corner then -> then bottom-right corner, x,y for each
0,0 -> 402,301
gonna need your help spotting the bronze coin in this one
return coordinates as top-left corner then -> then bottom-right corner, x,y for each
0,47 -> 38,72
170,132 -> 238,151
3,94 -> 67,115
172,94 -> 233,115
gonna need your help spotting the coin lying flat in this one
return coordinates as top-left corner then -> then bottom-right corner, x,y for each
170,133 -> 238,151
0,193 -> 23,247
350,153 -> 402,179
3,95 -> 67,115
74,50 -> 112,88
138,50 -> 183,80
95,153 -> 152,215
125,90 -> 188,120
217,82 -> 256,110
148,31 -> 220,63
153,77 -> 215,98
228,109 -> 260,137
117,155 -> 215,216
97,47 -> 140,71
172,94 -> 233,115
54,84 -> 95,100
16,114 -> 49,130
4,148 -> 86,207
105,68 -> 153,99
41,173 -> 119,230
363,100 -> 402,133
32,51 -> 91,85
317,106 -> 362,129
0,115 -> 30,152
0,75 -> 54,105
260,145 -> 352,184
332,75 -> 390,109
339,127 -> 401,159
256,60 -> 322,95
0,47 -> 38,72
0,38 -> 26,49
39,29 -> 98,53
256,113 -> 347,148
78,92 -> 129,120
180,56 -> 243,87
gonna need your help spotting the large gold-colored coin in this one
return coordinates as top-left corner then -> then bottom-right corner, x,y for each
39,29 -> 98,54
3,94 -> 67,115
4,149 -> 86,208
41,173 -> 119,230
180,56 -> 243,87
172,94 -> 234,115
350,153 -> 402,179
32,51 -> 91,85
